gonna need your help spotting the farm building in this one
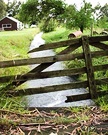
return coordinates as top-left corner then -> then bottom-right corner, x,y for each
0,16 -> 24,31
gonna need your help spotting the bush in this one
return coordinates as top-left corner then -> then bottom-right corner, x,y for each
39,19 -> 57,33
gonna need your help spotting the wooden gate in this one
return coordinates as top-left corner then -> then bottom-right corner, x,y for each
0,35 -> 108,102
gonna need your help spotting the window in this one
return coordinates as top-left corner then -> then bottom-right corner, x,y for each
2,24 -> 12,28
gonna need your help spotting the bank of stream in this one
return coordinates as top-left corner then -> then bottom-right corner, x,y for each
25,32 -> 95,107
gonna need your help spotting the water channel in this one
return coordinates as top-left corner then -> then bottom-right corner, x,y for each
25,32 -> 95,107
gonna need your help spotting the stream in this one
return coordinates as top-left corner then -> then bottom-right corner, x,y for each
25,32 -> 95,107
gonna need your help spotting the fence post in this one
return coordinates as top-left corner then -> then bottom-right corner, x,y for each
82,36 -> 97,99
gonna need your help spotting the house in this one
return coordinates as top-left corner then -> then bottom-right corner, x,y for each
0,16 -> 24,31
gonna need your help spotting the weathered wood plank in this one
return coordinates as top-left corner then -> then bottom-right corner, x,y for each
65,91 -> 108,102
97,90 -> 108,96
59,42 -> 82,54
28,35 -> 108,53
90,42 -> 108,50
96,78 -> 108,85
0,67 -> 86,83
0,51 -> 106,69
1,50 -> 108,69
89,35 -> 108,43
1,63 -> 108,83
6,81 -> 88,97
28,38 -> 81,53
82,36 -> 97,99
91,50 -> 108,57
0,53 -> 84,68
94,64 -> 108,71
66,93 -> 91,102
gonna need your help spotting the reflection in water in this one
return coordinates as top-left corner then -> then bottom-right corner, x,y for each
25,32 -> 95,107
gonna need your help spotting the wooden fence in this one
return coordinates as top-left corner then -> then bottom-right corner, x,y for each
0,35 -> 108,102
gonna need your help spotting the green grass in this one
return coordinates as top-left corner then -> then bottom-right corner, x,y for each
0,28 -> 39,109
0,28 -> 39,60
42,27 -> 71,43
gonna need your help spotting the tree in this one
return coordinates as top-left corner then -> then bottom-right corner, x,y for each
19,0 -> 39,24
64,0 -> 94,32
75,1 -> 93,32
0,0 -> 6,19
19,0 -> 66,31
63,5 -> 77,29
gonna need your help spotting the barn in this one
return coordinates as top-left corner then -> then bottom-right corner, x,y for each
0,16 -> 24,31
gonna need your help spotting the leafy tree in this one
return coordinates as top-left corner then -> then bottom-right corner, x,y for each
63,5 -> 77,29
19,0 -> 66,31
75,1 -> 93,32
64,0 -> 94,32
0,0 -> 6,19
19,0 -> 39,24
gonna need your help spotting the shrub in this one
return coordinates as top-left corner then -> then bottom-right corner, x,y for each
39,19 -> 57,33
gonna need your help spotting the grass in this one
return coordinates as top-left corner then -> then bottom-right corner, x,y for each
0,28 -> 39,109
42,27 -> 108,111
0,28 -> 39,60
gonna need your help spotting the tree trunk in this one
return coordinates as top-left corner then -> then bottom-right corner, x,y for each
80,25 -> 84,33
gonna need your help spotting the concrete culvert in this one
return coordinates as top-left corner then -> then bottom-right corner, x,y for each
68,31 -> 82,39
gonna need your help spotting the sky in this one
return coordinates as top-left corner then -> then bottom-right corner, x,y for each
4,0 -> 108,7
64,0 -> 108,9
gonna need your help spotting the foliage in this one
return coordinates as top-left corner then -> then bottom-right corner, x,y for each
42,27 -> 70,43
63,5 -> 77,29
64,0 -> 94,32
19,0 -> 65,26
6,0 -> 22,18
39,18 -> 57,32
0,0 -> 6,19
19,0 -> 39,24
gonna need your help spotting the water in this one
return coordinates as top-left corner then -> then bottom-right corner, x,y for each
25,32 -> 95,107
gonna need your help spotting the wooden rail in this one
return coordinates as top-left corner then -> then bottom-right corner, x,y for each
0,35 -> 108,102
